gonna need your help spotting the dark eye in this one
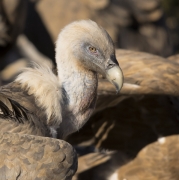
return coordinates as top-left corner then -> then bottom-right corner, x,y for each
89,46 -> 97,53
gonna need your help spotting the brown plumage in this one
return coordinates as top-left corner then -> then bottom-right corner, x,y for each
0,82 -> 51,136
0,132 -> 77,180
118,135 -> 179,180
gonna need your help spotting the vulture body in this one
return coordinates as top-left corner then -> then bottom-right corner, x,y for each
118,135 -> 179,180
74,136 -> 179,180
0,20 -> 123,179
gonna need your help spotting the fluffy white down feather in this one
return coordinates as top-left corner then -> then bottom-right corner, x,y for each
15,63 -> 62,127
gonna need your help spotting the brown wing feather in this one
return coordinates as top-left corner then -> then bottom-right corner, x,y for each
0,82 -> 51,137
0,82 -> 38,113
0,132 -> 77,180
0,97 -> 30,123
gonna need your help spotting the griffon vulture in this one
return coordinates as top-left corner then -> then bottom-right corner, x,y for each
0,20 -> 123,179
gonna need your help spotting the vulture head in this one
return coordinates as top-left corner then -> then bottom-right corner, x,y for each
56,20 -> 123,137
56,20 -> 123,92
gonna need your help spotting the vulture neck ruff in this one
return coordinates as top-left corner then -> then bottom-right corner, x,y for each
15,64 -> 62,131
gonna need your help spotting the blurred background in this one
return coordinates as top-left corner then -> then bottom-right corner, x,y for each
0,0 -> 179,179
